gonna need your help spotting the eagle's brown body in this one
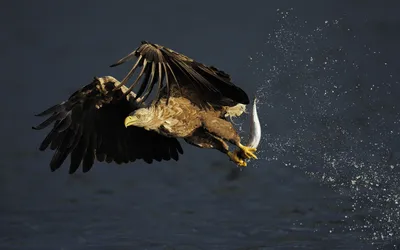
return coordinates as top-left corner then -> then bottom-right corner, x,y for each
132,97 -> 236,137
135,97 -> 205,137
127,95 -> 243,155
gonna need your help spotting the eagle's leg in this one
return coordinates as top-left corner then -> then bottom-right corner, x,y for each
201,117 -> 257,164
205,135 -> 247,167
227,151 -> 247,167
184,129 -> 246,167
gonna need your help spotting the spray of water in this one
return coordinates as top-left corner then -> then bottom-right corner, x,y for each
245,8 -> 400,248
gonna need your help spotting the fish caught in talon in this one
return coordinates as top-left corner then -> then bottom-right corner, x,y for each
233,97 -> 261,165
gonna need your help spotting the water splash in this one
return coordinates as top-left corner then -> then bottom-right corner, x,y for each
246,8 -> 400,248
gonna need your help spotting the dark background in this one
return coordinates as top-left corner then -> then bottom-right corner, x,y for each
1,1 -> 400,249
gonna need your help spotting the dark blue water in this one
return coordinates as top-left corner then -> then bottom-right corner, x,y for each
1,1 -> 400,249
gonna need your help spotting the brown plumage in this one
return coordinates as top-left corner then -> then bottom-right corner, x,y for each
33,76 -> 183,174
33,41 -> 257,174
125,95 -> 242,147
110,41 -> 250,108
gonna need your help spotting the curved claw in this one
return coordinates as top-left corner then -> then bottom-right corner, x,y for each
227,152 -> 247,167
238,143 -> 258,160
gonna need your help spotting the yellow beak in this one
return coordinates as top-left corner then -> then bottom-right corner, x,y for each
124,116 -> 138,128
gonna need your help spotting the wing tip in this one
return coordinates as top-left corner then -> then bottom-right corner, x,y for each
109,62 -> 123,68
69,162 -> 81,174
50,164 -> 59,172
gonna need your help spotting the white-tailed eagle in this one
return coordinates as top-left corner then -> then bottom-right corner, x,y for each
33,41 -> 261,174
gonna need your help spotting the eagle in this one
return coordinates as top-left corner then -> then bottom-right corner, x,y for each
33,41 -> 260,174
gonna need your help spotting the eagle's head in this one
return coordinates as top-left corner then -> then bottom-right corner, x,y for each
124,108 -> 156,129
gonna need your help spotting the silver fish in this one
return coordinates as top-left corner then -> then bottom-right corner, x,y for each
247,98 -> 261,149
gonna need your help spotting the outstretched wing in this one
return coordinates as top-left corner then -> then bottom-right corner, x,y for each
33,76 -> 183,174
110,41 -> 249,108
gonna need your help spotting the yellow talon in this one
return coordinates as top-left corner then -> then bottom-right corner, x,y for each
227,151 -> 247,167
238,143 -> 258,160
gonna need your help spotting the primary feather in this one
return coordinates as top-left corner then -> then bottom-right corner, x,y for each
111,41 -> 250,108
33,76 -> 183,174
